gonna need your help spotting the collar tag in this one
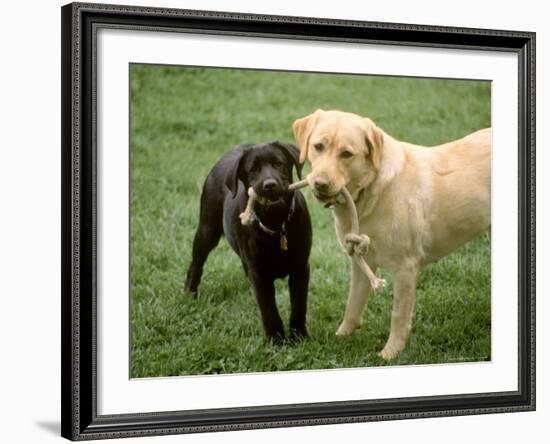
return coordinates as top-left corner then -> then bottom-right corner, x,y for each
280,234 -> 288,250
253,194 -> 295,249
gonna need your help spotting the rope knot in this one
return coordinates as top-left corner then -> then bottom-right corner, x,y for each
344,233 -> 371,256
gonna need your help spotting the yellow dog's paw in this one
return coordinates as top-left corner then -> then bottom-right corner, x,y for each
378,341 -> 404,360
335,320 -> 361,336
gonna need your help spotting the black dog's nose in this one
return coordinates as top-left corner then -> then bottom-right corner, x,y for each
263,179 -> 278,191
313,176 -> 330,192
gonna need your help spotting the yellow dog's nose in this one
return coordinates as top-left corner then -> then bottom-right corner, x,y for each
313,175 -> 330,192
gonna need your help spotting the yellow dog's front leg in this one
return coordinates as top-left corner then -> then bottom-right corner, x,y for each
379,264 -> 419,360
336,258 -> 375,336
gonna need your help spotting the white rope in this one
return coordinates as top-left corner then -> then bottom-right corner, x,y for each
240,177 -> 385,292
239,187 -> 258,226
339,186 -> 386,292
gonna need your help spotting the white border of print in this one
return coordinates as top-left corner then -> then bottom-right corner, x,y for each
97,28 -> 518,415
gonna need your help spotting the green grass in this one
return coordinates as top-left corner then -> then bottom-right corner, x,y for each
130,65 -> 491,378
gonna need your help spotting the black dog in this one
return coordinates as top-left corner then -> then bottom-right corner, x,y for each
185,142 -> 312,342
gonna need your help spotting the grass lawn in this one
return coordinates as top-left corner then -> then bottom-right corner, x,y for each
130,65 -> 491,378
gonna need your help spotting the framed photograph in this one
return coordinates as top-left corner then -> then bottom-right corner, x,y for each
61,2 -> 535,440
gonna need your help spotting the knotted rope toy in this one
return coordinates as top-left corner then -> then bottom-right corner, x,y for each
240,178 -> 386,292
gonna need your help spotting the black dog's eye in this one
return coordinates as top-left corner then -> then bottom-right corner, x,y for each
314,143 -> 325,153
272,160 -> 283,168
250,164 -> 259,173
340,150 -> 354,159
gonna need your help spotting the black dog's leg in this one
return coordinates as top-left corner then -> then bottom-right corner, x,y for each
249,273 -> 285,343
185,184 -> 224,294
289,265 -> 309,340
185,224 -> 222,293
241,260 -> 248,276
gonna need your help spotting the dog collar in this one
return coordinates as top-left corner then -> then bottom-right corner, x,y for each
353,187 -> 366,204
330,186 -> 365,209
252,194 -> 296,250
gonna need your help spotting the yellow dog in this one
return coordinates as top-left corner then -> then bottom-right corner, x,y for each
293,109 -> 491,359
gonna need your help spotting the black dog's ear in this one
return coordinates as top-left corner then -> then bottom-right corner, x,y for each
225,146 -> 249,198
273,141 -> 303,179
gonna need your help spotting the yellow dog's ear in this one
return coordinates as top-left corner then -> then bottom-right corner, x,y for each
293,109 -> 322,164
363,118 -> 385,170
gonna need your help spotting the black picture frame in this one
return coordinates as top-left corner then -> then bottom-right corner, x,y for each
61,2 -> 536,440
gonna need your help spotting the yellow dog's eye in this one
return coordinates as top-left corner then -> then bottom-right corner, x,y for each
340,150 -> 354,159
314,143 -> 325,153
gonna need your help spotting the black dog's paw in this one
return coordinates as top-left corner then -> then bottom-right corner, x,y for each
183,283 -> 198,297
266,331 -> 286,345
289,327 -> 308,342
